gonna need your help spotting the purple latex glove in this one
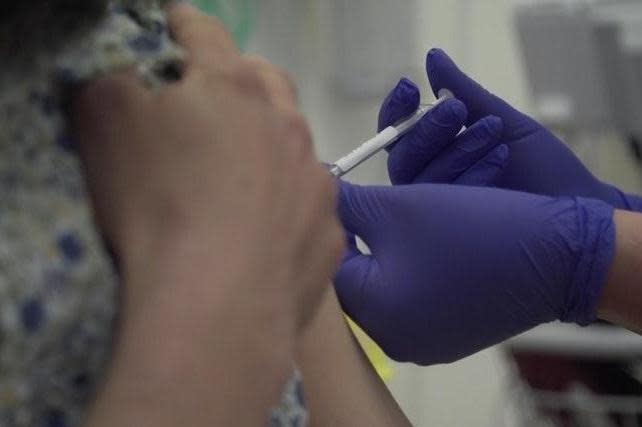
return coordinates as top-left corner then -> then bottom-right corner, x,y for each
383,48 -> 642,211
336,182 -> 615,365
380,77 -> 509,186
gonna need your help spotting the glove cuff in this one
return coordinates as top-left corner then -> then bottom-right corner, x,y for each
604,183 -> 642,213
561,198 -> 616,325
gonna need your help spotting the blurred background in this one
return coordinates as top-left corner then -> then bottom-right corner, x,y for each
207,0 -> 642,425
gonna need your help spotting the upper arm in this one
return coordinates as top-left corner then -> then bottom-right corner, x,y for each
297,287 -> 411,427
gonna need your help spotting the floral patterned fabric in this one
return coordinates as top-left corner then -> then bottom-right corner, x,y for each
0,2 -> 306,425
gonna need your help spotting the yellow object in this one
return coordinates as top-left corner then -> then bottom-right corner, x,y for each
348,318 -> 394,381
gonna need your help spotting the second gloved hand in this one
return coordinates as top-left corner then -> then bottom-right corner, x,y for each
378,78 -> 509,186
381,49 -> 642,211
336,182 -> 615,365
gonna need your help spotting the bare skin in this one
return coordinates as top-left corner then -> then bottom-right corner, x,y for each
299,288 -> 412,427
599,209 -> 642,334
74,4 -> 416,426
75,3 -> 344,425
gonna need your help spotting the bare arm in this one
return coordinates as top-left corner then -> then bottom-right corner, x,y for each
80,4 -> 344,425
598,209 -> 642,333
87,241 -> 292,426
299,287 -> 411,427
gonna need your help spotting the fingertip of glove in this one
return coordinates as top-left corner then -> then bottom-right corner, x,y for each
483,115 -> 504,138
337,179 -> 353,199
392,77 -> 421,113
428,98 -> 467,128
380,78 -> 421,130
446,98 -> 468,124
396,77 -> 420,98
495,144 -> 509,162
427,48 -> 449,65
479,144 -> 510,168
426,48 -> 456,88
337,180 -> 363,219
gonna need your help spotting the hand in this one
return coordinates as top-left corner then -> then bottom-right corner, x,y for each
336,182 -> 615,365
73,3 -> 343,330
73,3 -> 344,425
381,49 -> 642,211
380,77 -> 508,186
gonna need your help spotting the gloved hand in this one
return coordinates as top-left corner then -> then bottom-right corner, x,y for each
380,48 -> 642,211
380,77 -> 509,186
336,182 -> 615,365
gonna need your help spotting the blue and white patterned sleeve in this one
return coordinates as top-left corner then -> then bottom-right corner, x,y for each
0,2 -> 307,426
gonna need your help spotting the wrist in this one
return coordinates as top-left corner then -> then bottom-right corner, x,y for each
560,197 -> 616,325
598,210 -> 642,332
601,183 -> 642,213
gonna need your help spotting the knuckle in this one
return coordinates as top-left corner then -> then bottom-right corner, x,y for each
231,62 -> 270,99
166,2 -> 196,29
275,71 -> 299,103
272,69 -> 299,103
241,55 -> 299,103
241,54 -> 272,70
242,55 -> 288,82
276,113 -> 313,164
282,113 -> 313,147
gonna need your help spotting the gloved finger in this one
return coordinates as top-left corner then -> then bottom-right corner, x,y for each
387,98 -> 467,185
334,252 -> 384,328
338,180 -> 395,245
338,181 -> 373,239
454,144 -> 510,186
335,181 -> 391,340
426,48 -> 536,135
341,228 -> 361,262
378,78 -> 421,132
413,115 -> 503,183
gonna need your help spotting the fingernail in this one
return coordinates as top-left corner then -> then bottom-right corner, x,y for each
456,116 -> 503,152
427,48 -> 449,71
493,144 -> 509,163
393,77 -> 418,102
457,137 -> 490,153
483,144 -> 509,168
485,116 -> 503,137
428,98 -> 467,128
427,48 -> 444,59
426,48 -> 457,81
445,99 -> 467,124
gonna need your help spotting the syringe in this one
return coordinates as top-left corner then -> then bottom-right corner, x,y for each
329,89 -> 454,177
